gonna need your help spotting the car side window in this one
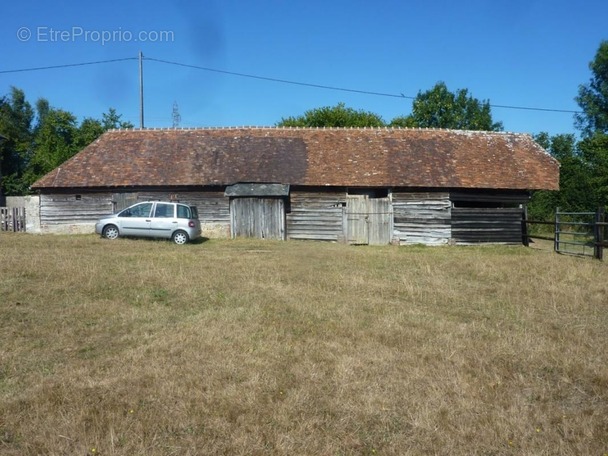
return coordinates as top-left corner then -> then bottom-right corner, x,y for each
176,205 -> 191,219
154,203 -> 174,218
119,203 -> 153,218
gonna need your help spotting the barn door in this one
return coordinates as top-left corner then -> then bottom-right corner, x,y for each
346,196 -> 369,244
230,197 -> 285,240
368,198 -> 393,245
346,195 -> 392,245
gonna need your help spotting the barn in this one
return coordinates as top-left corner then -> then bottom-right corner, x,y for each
31,127 -> 559,245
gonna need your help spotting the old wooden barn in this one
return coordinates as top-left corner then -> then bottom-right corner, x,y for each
31,127 -> 559,245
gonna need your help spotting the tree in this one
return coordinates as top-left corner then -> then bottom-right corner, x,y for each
527,133 -> 590,219
76,118 -> 105,149
277,102 -> 386,128
390,82 -> 503,131
23,109 -> 79,188
574,41 -> 608,209
0,87 -> 134,195
102,108 -> 134,130
575,41 -> 608,137
0,88 -> 35,196
578,132 -> 608,208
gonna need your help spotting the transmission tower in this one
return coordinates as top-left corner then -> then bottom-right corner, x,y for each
172,101 -> 181,128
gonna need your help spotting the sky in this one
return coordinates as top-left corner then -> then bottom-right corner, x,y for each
2,0 -> 607,136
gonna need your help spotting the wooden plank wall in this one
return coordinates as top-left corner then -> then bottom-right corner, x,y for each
451,207 -> 523,244
134,191 -> 230,225
117,190 -> 231,237
40,193 -> 114,224
230,197 -> 285,240
40,191 -> 231,235
392,192 -> 451,245
287,191 -> 345,241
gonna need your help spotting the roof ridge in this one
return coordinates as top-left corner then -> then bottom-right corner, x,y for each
108,126 -> 523,135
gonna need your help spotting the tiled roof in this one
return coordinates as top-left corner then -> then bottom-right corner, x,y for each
32,127 -> 559,191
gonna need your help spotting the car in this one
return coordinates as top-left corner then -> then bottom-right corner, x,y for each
95,201 -> 202,244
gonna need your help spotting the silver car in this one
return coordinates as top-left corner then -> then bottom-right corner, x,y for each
95,201 -> 202,244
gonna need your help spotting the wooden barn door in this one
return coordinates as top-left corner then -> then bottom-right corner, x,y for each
346,195 -> 392,245
368,198 -> 393,245
230,197 -> 285,240
346,195 -> 369,244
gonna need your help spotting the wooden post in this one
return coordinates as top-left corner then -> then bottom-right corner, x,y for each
554,207 -> 560,253
522,205 -> 529,247
595,207 -> 605,260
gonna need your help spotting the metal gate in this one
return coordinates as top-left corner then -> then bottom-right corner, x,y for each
555,209 -> 599,258
345,195 -> 392,245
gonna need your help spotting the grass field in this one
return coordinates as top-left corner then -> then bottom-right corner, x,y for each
0,233 -> 607,455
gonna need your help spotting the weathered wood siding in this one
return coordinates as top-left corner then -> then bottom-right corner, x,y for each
230,197 -> 285,240
345,195 -> 392,245
128,190 -> 231,237
286,191 -> 345,241
451,207 -> 524,244
40,190 -> 231,236
40,193 -> 114,225
392,192 -> 451,245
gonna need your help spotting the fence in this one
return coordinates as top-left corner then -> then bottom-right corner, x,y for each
524,207 -> 606,260
0,207 -> 26,232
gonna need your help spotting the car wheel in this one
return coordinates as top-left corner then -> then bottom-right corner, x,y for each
172,230 -> 189,245
102,225 -> 119,240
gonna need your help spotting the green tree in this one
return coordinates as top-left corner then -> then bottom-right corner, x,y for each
0,88 -> 35,196
528,133 -> 590,220
277,102 -> 386,128
574,41 -> 608,209
390,82 -> 503,131
76,118 -> 105,149
575,41 -> 608,137
101,107 -> 134,130
23,109 -> 79,188
0,86 -> 134,195
578,132 -> 608,207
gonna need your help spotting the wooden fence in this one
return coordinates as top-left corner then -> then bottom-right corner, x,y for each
0,207 -> 26,232
524,207 -> 606,260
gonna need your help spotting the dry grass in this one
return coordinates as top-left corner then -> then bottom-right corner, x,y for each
0,233 -> 607,455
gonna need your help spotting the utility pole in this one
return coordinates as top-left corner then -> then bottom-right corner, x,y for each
139,51 -> 144,129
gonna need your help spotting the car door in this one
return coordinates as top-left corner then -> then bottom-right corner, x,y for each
150,202 -> 176,239
117,202 -> 153,237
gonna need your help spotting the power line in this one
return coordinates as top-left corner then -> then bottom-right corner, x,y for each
144,57 -> 413,100
0,55 -> 582,114
0,57 -> 137,74
145,57 -> 582,114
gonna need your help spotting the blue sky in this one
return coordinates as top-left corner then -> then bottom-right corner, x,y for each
2,0 -> 606,136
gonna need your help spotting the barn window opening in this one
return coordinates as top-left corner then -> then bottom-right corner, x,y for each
452,201 -> 520,208
347,188 -> 389,198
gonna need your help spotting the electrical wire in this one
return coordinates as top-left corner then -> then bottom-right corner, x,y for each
144,57 -> 582,114
0,55 -> 582,114
0,57 -> 137,74
144,57 -> 414,100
